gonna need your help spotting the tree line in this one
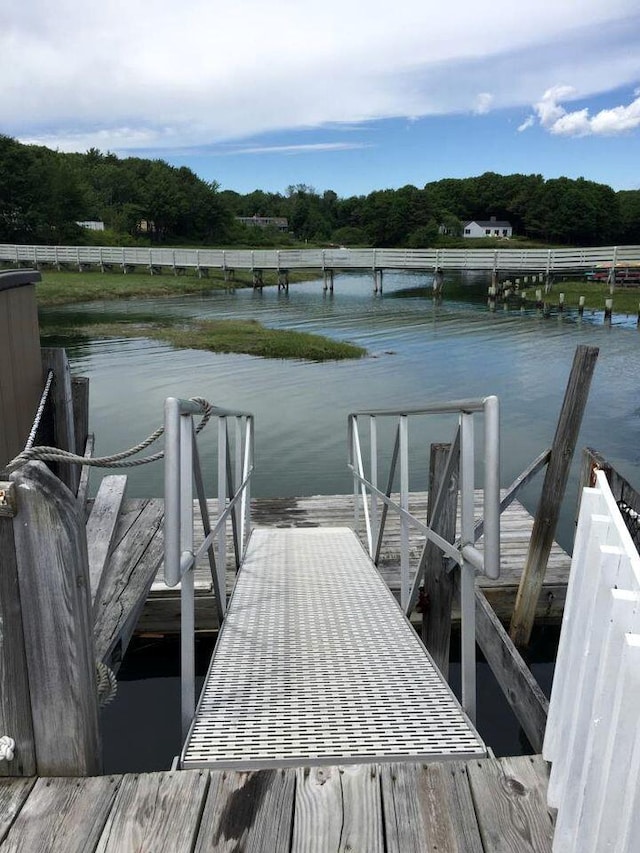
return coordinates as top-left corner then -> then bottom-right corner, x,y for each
1,134 -> 638,247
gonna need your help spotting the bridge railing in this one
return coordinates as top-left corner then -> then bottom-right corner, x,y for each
544,469 -> 640,852
2,243 -> 639,274
163,397 -> 254,739
347,396 -> 500,722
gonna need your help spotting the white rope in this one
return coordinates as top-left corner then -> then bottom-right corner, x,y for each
0,736 -> 15,762
6,397 -> 213,472
96,661 -> 118,707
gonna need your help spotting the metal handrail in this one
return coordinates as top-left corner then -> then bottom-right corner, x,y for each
347,395 -> 500,722
163,397 -> 254,738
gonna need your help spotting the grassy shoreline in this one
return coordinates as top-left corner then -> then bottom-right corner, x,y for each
528,279 -> 640,315
35,268 -> 315,306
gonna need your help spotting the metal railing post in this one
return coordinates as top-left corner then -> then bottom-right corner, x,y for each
180,413 -> 195,740
370,416 -> 378,556
217,416 -> 227,614
483,396 -> 500,579
460,411 -> 476,723
164,398 -> 181,586
399,415 -> 410,609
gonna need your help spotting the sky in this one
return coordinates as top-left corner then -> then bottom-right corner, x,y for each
2,1 -> 640,197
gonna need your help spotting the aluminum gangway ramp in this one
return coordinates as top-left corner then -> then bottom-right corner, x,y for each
180,527 -> 486,770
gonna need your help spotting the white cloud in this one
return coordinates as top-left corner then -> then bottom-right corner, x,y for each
2,1 -> 640,152
229,143 -> 372,155
517,116 -> 535,132
521,84 -> 640,136
473,93 -> 494,115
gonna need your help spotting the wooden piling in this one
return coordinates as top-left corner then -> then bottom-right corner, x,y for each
40,349 -> 79,495
509,345 -> 599,648
578,296 -> 585,317
422,443 -> 459,678
8,462 -> 101,775
535,289 -> 543,309
277,270 -> 289,291
558,293 -> 565,312
604,298 -> 613,322
0,270 -> 43,471
433,268 -> 444,297
0,511 -> 36,777
252,269 -> 264,290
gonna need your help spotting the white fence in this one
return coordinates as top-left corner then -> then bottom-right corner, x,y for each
544,470 -> 640,852
1,243 -> 639,274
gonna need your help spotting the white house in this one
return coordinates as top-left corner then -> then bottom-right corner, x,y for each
463,217 -> 512,239
236,215 -> 289,232
76,220 -> 105,231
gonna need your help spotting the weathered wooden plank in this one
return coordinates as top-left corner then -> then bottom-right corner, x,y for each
475,589 -> 549,753
195,768 -> 295,852
292,765 -> 383,853
93,499 -> 165,666
0,279 -> 42,469
0,778 -> 36,843
467,755 -> 554,852
87,475 -> 128,607
95,770 -> 209,852
0,517 -> 36,777
77,433 -> 95,516
71,376 -> 89,457
10,461 -> 100,776
422,443 -> 459,677
40,348 -> 79,494
381,761 -> 483,853
510,345 -> 599,647
2,776 -> 120,852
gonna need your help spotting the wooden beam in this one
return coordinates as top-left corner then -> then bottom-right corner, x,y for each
0,518 -> 36,777
475,589 -> 549,753
422,443 -> 459,678
381,762 -> 483,852
40,348 -> 79,495
95,771 -> 208,852
10,461 -> 100,775
93,498 -> 165,667
86,475 -> 128,607
467,756 -> 554,852
70,376 -> 89,456
0,777 -> 36,842
76,433 -> 95,516
196,768 -> 295,852
292,765 -> 383,852
510,345 -> 599,647
1,776 -> 119,852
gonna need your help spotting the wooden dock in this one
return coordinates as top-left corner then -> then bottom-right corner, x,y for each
132,491 -> 572,637
0,755 -> 554,852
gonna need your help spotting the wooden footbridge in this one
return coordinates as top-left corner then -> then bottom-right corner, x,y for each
2,242 -> 639,284
4,270 -> 640,850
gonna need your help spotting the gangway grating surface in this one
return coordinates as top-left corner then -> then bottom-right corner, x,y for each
181,527 -> 486,769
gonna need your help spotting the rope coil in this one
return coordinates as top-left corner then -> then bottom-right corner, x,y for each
96,661 -> 118,708
6,397 -> 213,472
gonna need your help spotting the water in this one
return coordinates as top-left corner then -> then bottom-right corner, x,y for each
40,271 -> 640,768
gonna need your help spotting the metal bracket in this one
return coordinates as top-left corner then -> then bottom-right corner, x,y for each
0,482 -> 16,517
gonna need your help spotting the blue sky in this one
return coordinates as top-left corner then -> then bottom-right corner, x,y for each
3,1 -> 640,197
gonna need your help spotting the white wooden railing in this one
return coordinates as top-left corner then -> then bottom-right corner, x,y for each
544,469 -> 640,852
1,243 -> 639,274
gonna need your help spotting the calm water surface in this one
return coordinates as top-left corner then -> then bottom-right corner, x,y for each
40,271 -> 640,769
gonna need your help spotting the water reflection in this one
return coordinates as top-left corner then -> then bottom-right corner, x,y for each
40,270 -> 640,553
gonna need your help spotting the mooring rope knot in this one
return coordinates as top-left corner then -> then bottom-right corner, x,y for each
6,397 -> 214,472
0,736 -> 15,762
